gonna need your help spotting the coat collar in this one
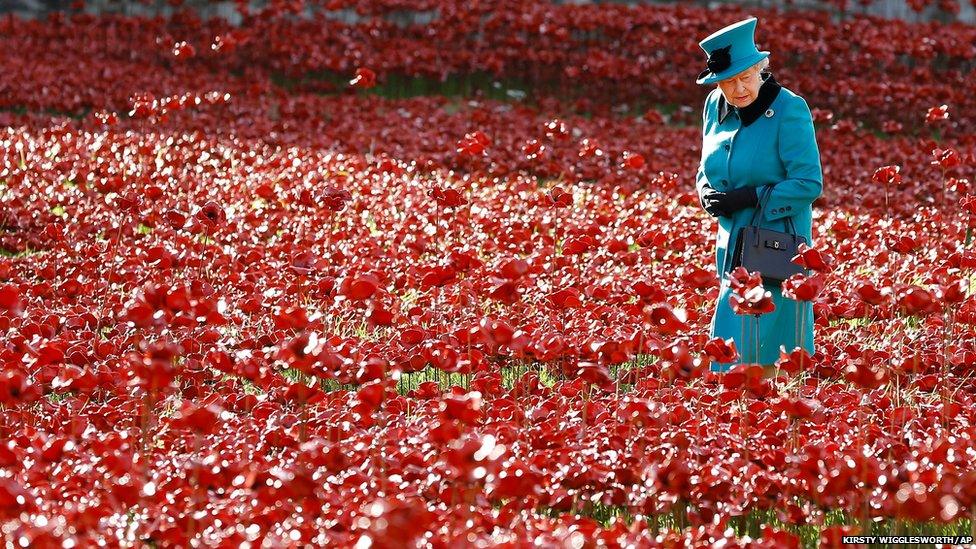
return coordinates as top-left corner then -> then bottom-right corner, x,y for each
717,72 -> 782,126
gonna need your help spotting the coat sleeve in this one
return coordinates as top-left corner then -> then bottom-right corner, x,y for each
695,90 -> 717,209
763,94 -> 823,222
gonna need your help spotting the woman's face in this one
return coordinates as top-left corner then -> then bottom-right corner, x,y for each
717,66 -> 762,108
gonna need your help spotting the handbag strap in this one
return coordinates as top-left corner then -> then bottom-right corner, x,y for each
747,184 -> 799,237
784,215 -> 798,237
747,185 -> 774,227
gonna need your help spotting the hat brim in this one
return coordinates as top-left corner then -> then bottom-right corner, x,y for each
696,51 -> 770,85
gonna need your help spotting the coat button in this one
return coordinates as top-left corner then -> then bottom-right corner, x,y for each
724,143 -> 730,151
720,179 -> 728,187
786,206 -> 792,210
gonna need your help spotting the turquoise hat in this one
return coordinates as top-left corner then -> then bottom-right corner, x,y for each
695,17 -> 770,85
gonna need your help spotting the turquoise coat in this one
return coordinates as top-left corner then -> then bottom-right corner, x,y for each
696,81 -> 823,372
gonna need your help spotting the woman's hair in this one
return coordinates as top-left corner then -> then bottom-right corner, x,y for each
755,57 -> 770,74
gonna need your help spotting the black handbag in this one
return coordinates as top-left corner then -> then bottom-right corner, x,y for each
728,184 -> 808,287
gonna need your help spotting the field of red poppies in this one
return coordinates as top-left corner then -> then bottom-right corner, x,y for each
1,1 -> 976,547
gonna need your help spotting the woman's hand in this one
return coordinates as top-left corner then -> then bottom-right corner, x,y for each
702,186 -> 759,217
700,185 -> 727,217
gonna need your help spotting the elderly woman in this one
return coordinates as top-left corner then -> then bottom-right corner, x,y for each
694,16 -> 823,375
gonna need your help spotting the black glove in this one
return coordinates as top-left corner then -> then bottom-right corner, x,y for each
699,185 -> 726,217
704,186 -> 759,217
